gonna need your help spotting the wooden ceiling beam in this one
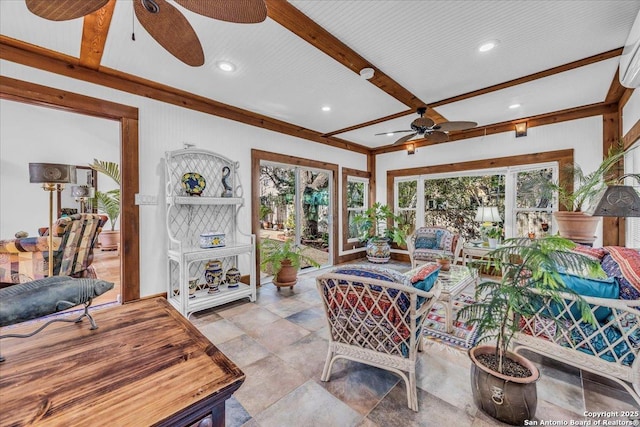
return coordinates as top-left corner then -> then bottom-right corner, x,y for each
324,48 -> 623,138
605,68 -> 628,104
372,102 -> 618,155
322,109 -> 414,137
0,36 -> 370,155
265,0 -> 447,124
79,0 -> 116,70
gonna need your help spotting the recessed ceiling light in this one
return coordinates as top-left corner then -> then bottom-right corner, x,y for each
509,103 -> 521,109
478,40 -> 498,53
322,106 -> 331,112
386,132 -> 394,136
216,61 -> 236,72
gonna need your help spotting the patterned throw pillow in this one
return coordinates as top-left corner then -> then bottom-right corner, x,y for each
415,233 -> 437,249
601,247 -> 640,300
408,263 -> 441,292
572,245 -> 606,261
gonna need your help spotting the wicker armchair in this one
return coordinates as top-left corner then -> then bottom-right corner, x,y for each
407,226 -> 464,268
316,265 -> 442,411
0,214 -> 105,284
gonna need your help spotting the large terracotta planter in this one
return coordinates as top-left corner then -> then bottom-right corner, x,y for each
366,238 -> 391,263
99,230 -> 120,251
273,259 -> 297,290
469,345 -> 539,426
553,211 -> 600,245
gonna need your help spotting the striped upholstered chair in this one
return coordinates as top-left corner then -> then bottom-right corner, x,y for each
0,214 -> 106,285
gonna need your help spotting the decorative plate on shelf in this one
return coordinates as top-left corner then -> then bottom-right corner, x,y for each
181,172 -> 206,196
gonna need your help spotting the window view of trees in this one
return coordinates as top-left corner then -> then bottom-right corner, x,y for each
259,164 -> 330,272
347,179 -> 367,241
423,175 -> 504,241
515,168 -> 554,238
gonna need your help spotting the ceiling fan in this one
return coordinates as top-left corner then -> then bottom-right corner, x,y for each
25,0 -> 268,67
376,107 -> 477,145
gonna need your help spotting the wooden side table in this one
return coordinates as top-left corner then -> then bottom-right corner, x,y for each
0,297 -> 244,427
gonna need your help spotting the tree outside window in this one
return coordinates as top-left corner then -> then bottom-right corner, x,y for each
347,179 -> 368,241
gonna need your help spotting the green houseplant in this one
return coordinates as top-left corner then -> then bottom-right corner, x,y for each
260,238 -> 320,289
457,235 -> 601,425
547,145 -> 627,244
89,159 -> 120,251
352,202 -> 408,263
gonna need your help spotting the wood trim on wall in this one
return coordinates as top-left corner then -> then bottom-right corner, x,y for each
341,167 -> 370,253
251,149 -> 339,283
0,76 -> 140,302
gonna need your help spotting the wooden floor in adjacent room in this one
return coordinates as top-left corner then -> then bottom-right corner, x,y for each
90,248 -> 121,306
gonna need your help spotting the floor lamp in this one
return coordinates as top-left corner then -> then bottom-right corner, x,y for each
29,163 -> 76,277
72,185 -> 95,214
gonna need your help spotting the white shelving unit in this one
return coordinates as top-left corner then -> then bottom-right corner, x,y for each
165,147 -> 256,317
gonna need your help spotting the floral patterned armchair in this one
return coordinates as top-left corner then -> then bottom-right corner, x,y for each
0,214 -> 106,285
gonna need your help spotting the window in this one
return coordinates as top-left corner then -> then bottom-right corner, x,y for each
396,179 -> 417,236
346,177 -> 368,242
342,168 -> 371,251
393,163 -> 557,240
511,166 -> 555,239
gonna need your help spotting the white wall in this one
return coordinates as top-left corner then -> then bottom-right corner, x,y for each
0,60 -> 367,297
0,101 -> 119,236
623,89 -> 640,136
375,116 -> 605,246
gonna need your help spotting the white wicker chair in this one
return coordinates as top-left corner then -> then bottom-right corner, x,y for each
316,270 -> 441,411
513,289 -> 640,406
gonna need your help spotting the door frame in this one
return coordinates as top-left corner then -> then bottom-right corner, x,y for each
1,76 -> 140,301
251,149 -> 338,285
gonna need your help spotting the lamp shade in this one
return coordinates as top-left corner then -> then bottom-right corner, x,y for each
71,185 -> 95,198
29,163 -> 76,184
588,185 -> 640,217
475,206 -> 502,223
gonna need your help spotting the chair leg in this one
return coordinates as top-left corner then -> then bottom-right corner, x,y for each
320,349 -> 335,381
408,369 -> 418,411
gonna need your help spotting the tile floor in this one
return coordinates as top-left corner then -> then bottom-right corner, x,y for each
190,266 -> 639,427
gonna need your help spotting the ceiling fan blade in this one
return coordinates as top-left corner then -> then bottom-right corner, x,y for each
424,131 -> 450,143
134,0 -> 205,67
393,133 -> 417,145
26,0 -> 108,21
374,130 -> 413,136
435,121 -> 478,132
411,117 -> 434,129
175,0 -> 267,23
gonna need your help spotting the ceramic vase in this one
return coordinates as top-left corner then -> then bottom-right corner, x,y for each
225,267 -> 241,288
205,260 -> 223,293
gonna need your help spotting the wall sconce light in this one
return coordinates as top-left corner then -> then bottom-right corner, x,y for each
407,143 -> 415,155
515,122 -> 527,137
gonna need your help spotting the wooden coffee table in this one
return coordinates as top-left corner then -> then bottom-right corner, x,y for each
434,264 -> 477,333
0,297 -> 244,427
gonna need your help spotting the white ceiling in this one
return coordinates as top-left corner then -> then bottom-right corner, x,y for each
1,0 -> 638,149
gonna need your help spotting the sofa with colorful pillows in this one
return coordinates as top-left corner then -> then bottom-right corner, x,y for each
513,246 -> 640,406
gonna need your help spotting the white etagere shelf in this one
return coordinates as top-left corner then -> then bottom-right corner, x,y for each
165,147 -> 256,318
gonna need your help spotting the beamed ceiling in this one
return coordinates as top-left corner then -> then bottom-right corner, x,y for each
0,0 -> 638,154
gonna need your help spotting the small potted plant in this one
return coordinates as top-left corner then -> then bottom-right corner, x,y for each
435,253 -> 451,271
259,204 -> 273,229
485,226 -> 502,249
457,235 -> 600,425
352,202 -> 408,263
259,238 -> 320,290
545,144 -> 629,244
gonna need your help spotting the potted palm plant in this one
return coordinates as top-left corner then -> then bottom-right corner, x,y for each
547,145 -> 627,244
259,238 -> 320,289
457,235 -> 601,425
352,202 -> 408,263
89,159 -> 120,251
